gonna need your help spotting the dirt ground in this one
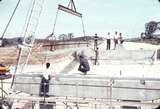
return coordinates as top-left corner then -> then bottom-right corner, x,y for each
0,41 -> 87,66
0,46 -> 19,65
0,45 -> 72,66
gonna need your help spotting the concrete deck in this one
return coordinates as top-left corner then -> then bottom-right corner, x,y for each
8,42 -> 160,108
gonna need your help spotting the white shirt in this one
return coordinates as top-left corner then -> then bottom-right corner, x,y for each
115,34 -> 119,39
43,68 -> 52,80
106,34 -> 111,40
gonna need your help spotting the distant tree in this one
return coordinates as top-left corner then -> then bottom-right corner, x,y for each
58,34 -> 68,40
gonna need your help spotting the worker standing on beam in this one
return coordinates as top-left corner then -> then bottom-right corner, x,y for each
114,31 -> 118,50
93,33 -> 100,65
94,33 -> 98,50
94,47 -> 99,65
119,32 -> 124,44
40,62 -> 52,97
106,32 -> 111,50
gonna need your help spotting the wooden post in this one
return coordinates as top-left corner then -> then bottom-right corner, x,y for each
154,48 -> 157,64
0,79 -> 3,108
94,34 -> 99,65
1,80 -> 3,100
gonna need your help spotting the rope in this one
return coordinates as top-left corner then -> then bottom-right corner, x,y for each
80,17 -> 87,47
0,0 -> 21,39
45,8 -> 59,60
23,0 -> 36,40
81,17 -> 86,37
20,0 -> 34,38
51,8 -> 59,40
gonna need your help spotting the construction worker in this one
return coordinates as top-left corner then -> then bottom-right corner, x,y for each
114,31 -> 118,50
78,54 -> 90,75
94,47 -> 99,65
106,32 -> 111,50
94,33 -> 98,50
119,33 -> 124,44
40,62 -> 52,97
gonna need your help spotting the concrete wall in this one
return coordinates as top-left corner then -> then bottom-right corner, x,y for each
12,74 -> 160,101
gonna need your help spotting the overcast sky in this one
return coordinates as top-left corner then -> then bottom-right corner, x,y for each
0,0 -> 160,38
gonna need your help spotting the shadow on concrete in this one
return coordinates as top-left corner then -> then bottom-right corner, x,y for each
59,59 -> 78,74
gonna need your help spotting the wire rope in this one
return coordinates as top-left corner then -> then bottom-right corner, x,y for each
23,0 -> 36,40
81,17 -> 86,37
51,8 -> 59,40
0,0 -> 21,40
20,0 -> 34,38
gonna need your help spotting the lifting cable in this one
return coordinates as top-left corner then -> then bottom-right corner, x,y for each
51,8 -> 59,40
0,0 -> 21,40
81,18 -> 86,37
51,0 -> 86,39
20,0 -> 36,39
45,0 -> 86,62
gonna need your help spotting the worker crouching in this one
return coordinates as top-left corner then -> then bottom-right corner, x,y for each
78,55 -> 90,75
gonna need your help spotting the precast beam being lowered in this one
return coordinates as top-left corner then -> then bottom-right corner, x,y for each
58,0 -> 82,18
58,4 -> 82,18
51,0 -> 85,44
